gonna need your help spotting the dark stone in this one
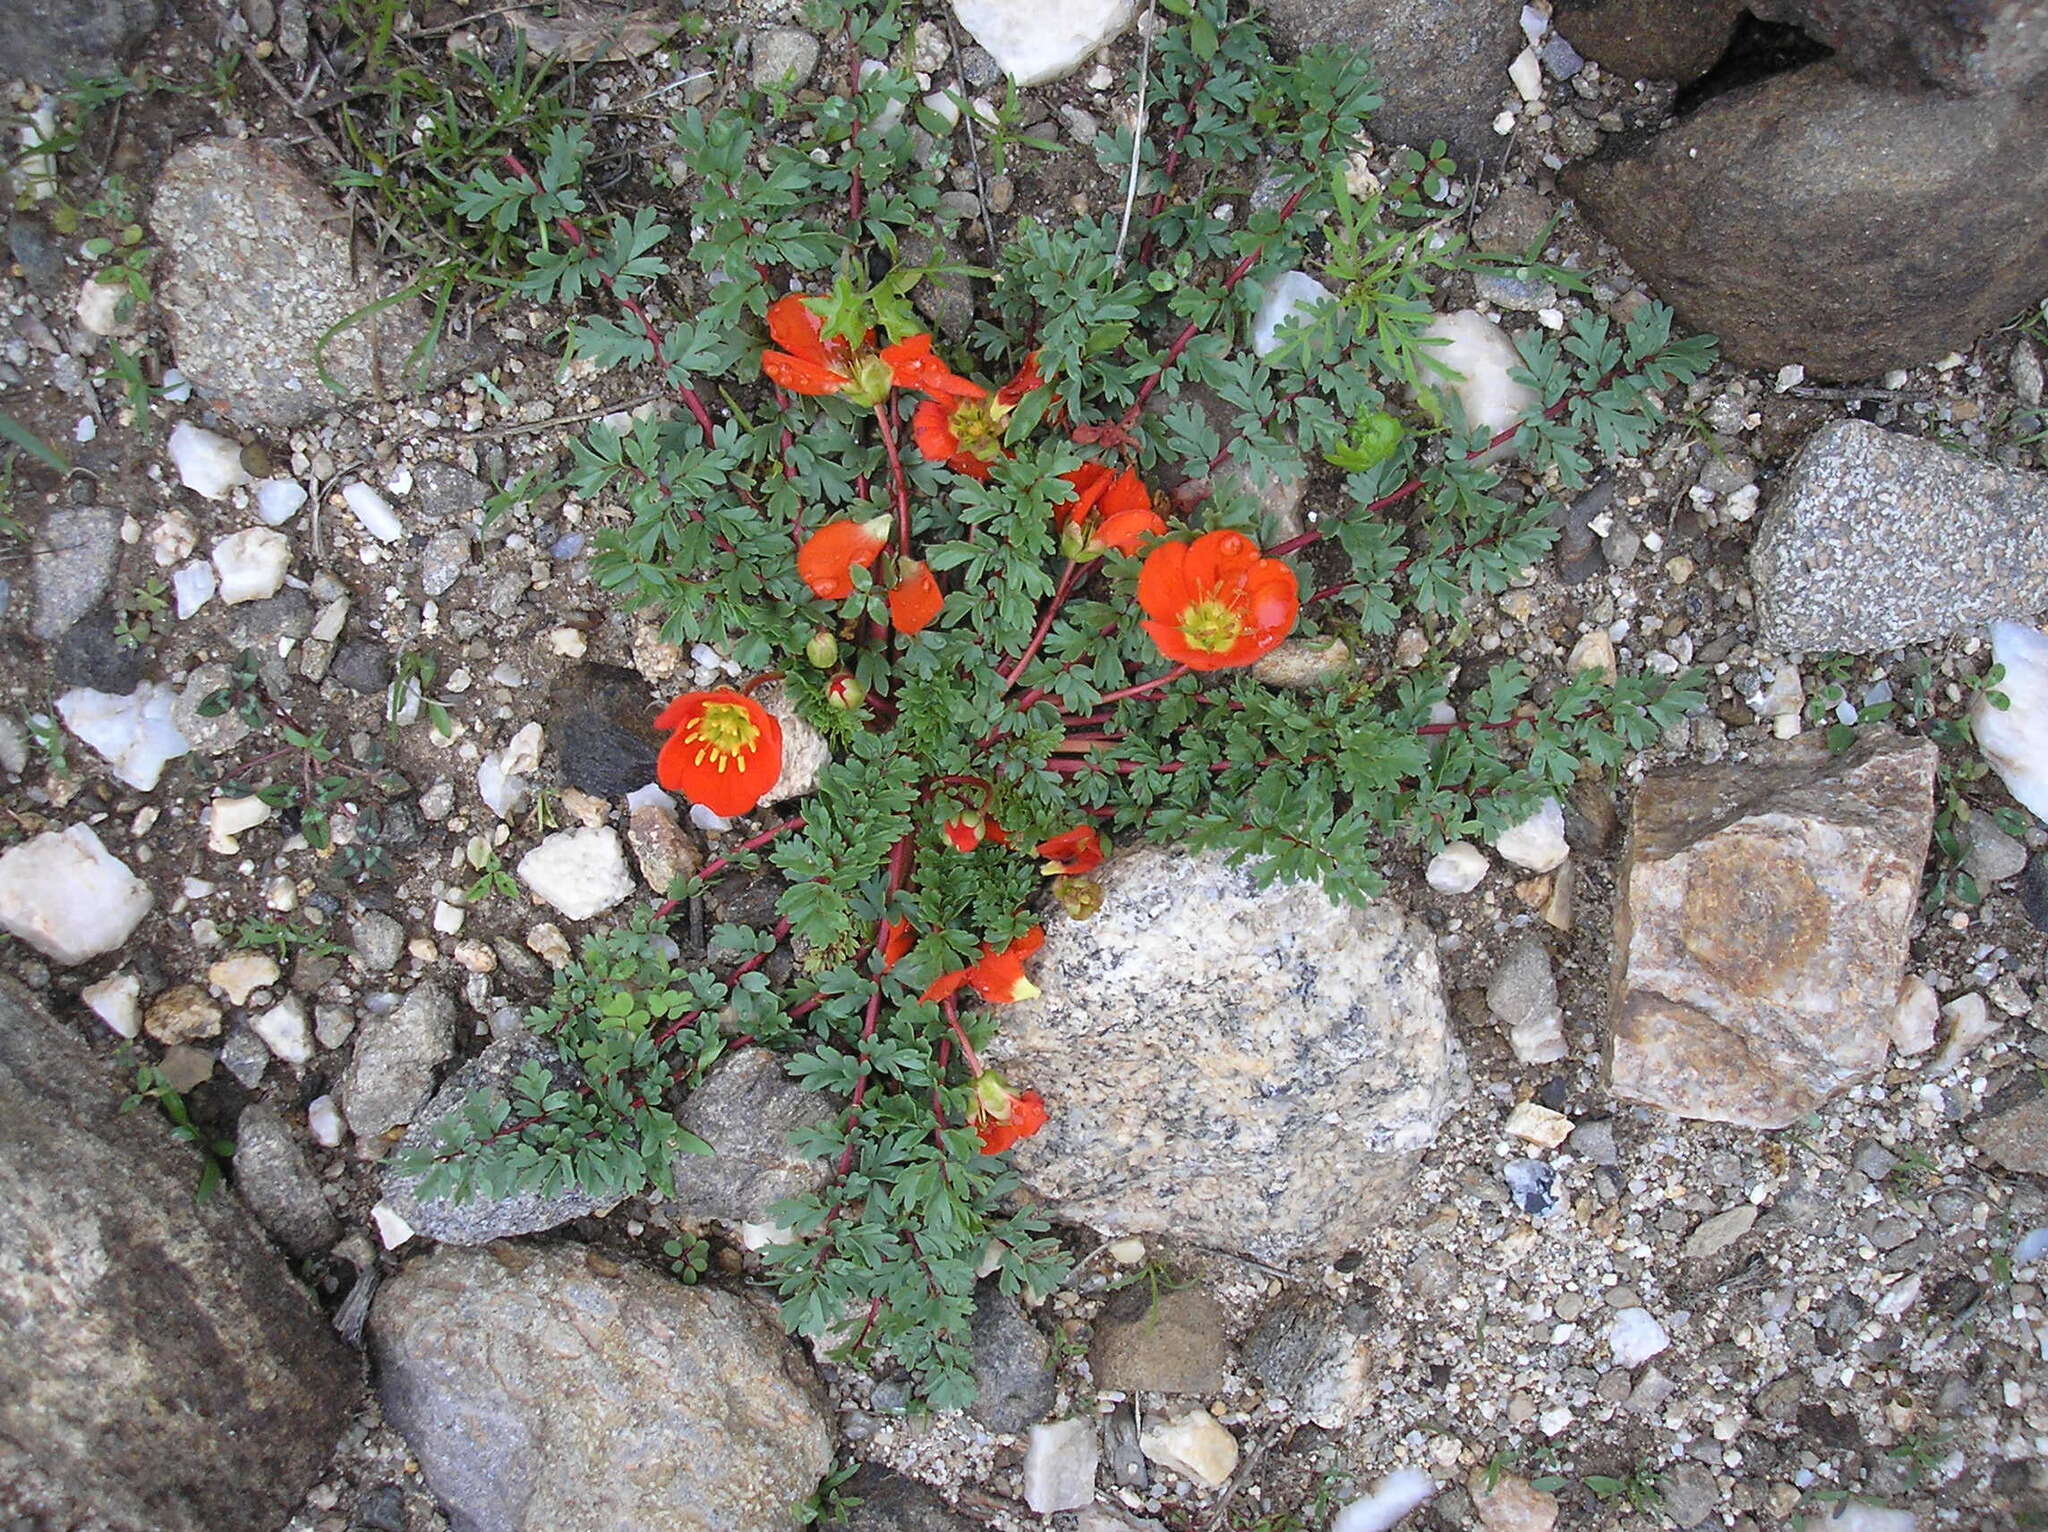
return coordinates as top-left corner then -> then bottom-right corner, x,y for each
329,640 -> 393,694
229,588 -> 313,648
1564,65 -> 2048,379
51,608 -> 146,694
1750,0 -> 2048,95
2019,851 -> 2048,933
834,1465 -> 978,1531
350,1484 -> 407,1532
0,0 -> 160,86
1966,1073 -> 2048,1174
966,1283 -> 1055,1434
1554,0 -> 1745,83
665,1047 -> 834,1224
1103,1399 -> 1149,1489
0,974 -> 358,1531
1554,479 -> 1612,584
551,662 -> 662,797
413,461 -> 489,523
9,218 -> 67,297
1259,0 -> 1523,164
375,798 -> 424,856
1089,1283 -> 1233,1395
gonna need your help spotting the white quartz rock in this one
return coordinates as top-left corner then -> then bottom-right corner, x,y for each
252,995 -> 314,1065
82,971 -> 143,1037
1021,1418 -> 1099,1513
1251,270 -> 1336,359
171,558 -> 217,619
0,825 -> 152,965
1818,1508 -> 1916,1532
478,722 -> 544,820
1930,992 -> 2001,1075
1420,310 -> 1539,449
949,0 -> 1137,86
57,682 -> 191,791
1426,841 -> 1489,894
1608,1306 -> 1670,1366
1139,1410 -> 1239,1488
1332,1469 -> 1438,1532
308,1095 -> 346,1147
517,827 -> 634,921
342,481 -> 404,543
167,421 -> 250,500
212,527 -> 292,604
1891,975 -> 1939,1056
207,794 -> 274,854
371,1201 -> 415,1249
256,477 -> 309,526
1975,619 -> 2048,823
1495,797 -> 1568,872
76,276 -> 128,335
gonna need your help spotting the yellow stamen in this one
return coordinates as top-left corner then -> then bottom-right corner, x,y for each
1178,596 -> 1244,654
687,701 -> 762,774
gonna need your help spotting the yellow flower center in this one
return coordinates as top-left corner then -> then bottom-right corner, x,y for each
842,354 -> 896,408
1178,596 -> 1244,654
948,399 -> 1000,456
688,701 -> 762,772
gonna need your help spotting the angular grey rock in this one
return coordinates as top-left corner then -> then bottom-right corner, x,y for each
1089,1284 -> 1232,1396
0,0 -> 158,86
1750,421 -> 2048,652
1553,0 -> 1744,83
1749,0 -> 2048,95
1260,0 -> 1523,162
0,975 -> 356,1531
1608,732 -> 1937,1128
31,505 -> 122,641
1961,808 -> 2029,886
1242,1293 -> 1376,1429
370,1243 -> 833,1532
992,847 -> 1464,1260
968,1283 -> 1056,1434
667,1047 -> 835,1226
350,909 -> 406,973
1966,1073 -> 2048,1174
415,460 -> 489,521
382,1036 -> 620,1243
234,1102 -> 340,1256
750,26 -> 820,87
342,983 -> 457,1144
835,1465 -> 978,1531
1564,65 -> 2048,378
150,140 -> 486,426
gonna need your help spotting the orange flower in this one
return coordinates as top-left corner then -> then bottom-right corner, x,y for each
888,559 -> 944,634
1137,529 -> 1300,671
1059,463 -> 1166,560
921,928 -> 1044,1005
911,352 -> 1046,480
655,689 -> 784,818
760,294 -> 984,406
968,1069 -> 1049,1155
798,515 -> 891,600
1036,825 -> 1105,877
880,918 -> 916,972
879,333 -> 986,401
941,810 -> 1008,853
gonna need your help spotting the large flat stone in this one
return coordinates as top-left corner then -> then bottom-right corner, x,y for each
0,976 -> 357,1531
1607,732 -> 1937,1128
1751,421 -> 2048,654
992,847 -> 1464,1261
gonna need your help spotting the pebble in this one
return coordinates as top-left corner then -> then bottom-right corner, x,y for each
750,27 -> 820,88
1931,992 -> 2000,1074
1503,1157 -> 1557,1216
1138,1411 -> 1238,1489
516,827 -> 634,921
308,1095 -> 345,1147
211,528 -> 291,604
0,825 -> 153,966
1251,271 -> 1335,358
1891,975 -> 1940,1055
207,794 -> 274,855
255,477 -> 307,525
371,1202 -> 415,1249
81,971 -> 142,1038
1495,798 -> 1568,872
1504,1100 -> 1572,1148
167,421 -> 250,500
1508,45 -> 1542,101
208,950 -> 280,1007
172,559 -> 217,619
1487,936 -> 1565,1065
146,984 -> 224,1045
1974,619 -> 2048,822
1426,841 -> 1489,895
1332,1469 -> 1438,1532
57,682 -> 192,792
1023,1419 -> 1099,1514
1607,1307 -> 1670,1366
1682,1205 -> 1757,1260
342,482 -> 403,544
1566,629 -> 1617,682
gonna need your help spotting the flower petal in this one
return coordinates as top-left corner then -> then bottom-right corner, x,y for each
912,398 -> 959,463
765,294 -> 830,363
762,351 -> 848,396
881,333 -> 987,399
797,519 -> 889,600
888,560 -> 944,635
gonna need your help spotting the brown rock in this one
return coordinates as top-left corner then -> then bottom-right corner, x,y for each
1966,1075 -> 2048,1174
1089,1284 -> 1233,1396
1469,1468 -> 1562,1531
1553,0 -> 1744,82
627,801 -> 702,893
1607,731 -> 1936,1127
1749,0 -> 2048,95
145,982 -> 224,1044
1564,65 -> 2048,379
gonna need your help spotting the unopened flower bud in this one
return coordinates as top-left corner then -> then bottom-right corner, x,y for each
804,630 -> 839,668
1059,519 -> 1095,562
825,672 -> 866,709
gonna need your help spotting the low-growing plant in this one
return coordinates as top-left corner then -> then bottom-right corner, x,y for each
120,1050 -> 235,1203
1584,1466 -> 1664,1510
406,0 -> 1713,1403
229,917 -> 349,963
113,575 -> 168,649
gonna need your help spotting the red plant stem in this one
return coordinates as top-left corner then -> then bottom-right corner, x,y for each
650,815 -> 805,919
941,998 -> 985,1077
649,917 -> 791,1048
1133,59 -> 1216,269
1052,733 -> 1125,751
1415,717 -> 1519,736
874,401 -> 915,557
833,832 -> 917,1176
500,153 -> 718,440
1121,185 -> 1309,427
1092,664 -> 1191,708
999,558 -> 1080,692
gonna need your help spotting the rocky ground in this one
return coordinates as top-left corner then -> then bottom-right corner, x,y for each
2,0 -> 2047,1530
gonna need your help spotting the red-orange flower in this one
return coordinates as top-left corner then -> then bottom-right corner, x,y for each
1059,463 -> 1167,560
941,810 -> 1008,854
880,918 -> 915,972
654,689 -> 784,818
888,559 -> 944,635
911,352 -> 1045,480
921,928 -> 1045,1005
761,295 -> 986,405
1137,529 -> 1300,671
798,515 -> 891,600
1036,825 -> 1105,878
968,1069 -> 1048,1155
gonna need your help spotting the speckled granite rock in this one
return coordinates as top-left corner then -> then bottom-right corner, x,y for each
991,847 -> 1463,1260
665,1047 -> 835,1228
1608,732 -> 1937,1128
1751,422 -> 2048,653
370,1242 -> 832,1532
151,139 -> 488,425
0,976 -> 357,1532
0,0 -> 158,86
